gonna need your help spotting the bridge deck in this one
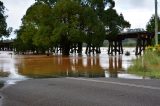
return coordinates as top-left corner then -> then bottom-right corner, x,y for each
118,31 -> 154,39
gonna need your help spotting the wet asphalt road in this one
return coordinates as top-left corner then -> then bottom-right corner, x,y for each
1,77 -> 160,106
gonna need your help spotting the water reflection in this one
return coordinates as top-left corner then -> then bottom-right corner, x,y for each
0,48 -> 143,80
108,56 -> 122,78
17,55 -> 105,78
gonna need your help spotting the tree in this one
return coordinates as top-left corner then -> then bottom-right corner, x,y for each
52,0 -> 106,55
15,0 -> 130,55
103,8 -> 130,55
82,6 -> 105,54
27,3 -> 53,53
0,1 -> 12,38
15,2 -> 53,54
146,15 -> 160,32
52,0 -> 84,55
146,15 -> 160,44
35,0 -> 57,5
104,8 -> 130,40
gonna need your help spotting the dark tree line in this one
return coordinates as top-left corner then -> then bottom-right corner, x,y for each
14,0 -> 130,55
0,1 -> 12,38
146,15 -> 160,44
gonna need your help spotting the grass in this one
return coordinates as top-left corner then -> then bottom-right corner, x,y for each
128,48 -> 160,79
0,71 -> 10,77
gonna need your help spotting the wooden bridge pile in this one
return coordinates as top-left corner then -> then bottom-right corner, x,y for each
107,31 -> 154,55
0,31 -> 154,55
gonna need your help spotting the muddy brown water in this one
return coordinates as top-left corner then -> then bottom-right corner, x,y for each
0,48 -> 143,85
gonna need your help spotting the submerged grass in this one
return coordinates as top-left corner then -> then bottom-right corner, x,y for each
0,71 -> 10,77
128,47 -> 160,79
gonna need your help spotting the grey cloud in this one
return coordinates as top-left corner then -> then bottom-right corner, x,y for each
114,0 -> 155,29
2,0 -> 35,27
115,0 -> 154,10
1,0 -> 35,38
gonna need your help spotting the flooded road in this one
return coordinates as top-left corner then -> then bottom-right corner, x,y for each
0,48 -> 143,84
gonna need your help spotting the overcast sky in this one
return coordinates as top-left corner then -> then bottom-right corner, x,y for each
2,0 -> 35,38
1,0 -> 158,38
115,0 -> 155,29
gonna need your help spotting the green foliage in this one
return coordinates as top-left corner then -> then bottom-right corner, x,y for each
0,70 -> 10,77
146,15 -> 160,32
146,15 -> 160,44
52,0 -> 82,42
0,1 -> 12,38
104,8 -> 130,40
81,6 -> 105,46
128,48 -> 160,79
15,0 -> 130,55
35,0 -> 57,6
15,2 -> 53,52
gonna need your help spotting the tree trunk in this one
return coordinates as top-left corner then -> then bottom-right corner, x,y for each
77,42 -> 82,55
62,40 -> 70,56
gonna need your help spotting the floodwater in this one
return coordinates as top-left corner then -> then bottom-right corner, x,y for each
0,48 -> 143,84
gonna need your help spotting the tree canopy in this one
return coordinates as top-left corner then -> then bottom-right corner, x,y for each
146,15 -> 160,44
104,8 -> 130,40
0,1 -> 12,38
15,0 -> 130,55
146,15 -> 160,32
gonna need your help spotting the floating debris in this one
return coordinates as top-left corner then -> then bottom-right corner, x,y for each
125,51 -> 130,56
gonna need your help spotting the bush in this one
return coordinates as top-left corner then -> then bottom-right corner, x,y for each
128,45 -> 160,79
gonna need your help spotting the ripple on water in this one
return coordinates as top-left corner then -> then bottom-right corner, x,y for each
0,48 -> 143,81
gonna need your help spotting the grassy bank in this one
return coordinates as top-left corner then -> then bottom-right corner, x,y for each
128,46 -> 160,79
0,71 -> 9,77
